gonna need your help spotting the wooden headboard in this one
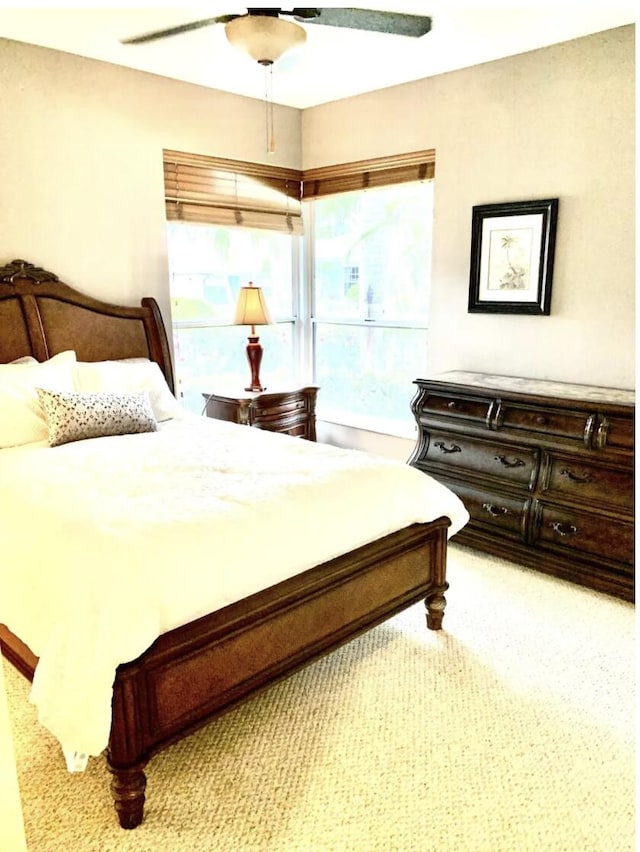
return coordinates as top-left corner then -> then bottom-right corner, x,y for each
0,259 -> 174,393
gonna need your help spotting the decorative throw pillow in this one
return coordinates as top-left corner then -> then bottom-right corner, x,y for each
36,388 -> 158,447
73,358 -> 183,422
0,351 -> 77,448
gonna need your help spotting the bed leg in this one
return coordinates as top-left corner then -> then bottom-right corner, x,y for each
425,581 -> 449,631
108,761 -> 147,829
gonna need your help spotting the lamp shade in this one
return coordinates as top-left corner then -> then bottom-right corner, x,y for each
225,15 -> 306,65
234,283 -> 272,327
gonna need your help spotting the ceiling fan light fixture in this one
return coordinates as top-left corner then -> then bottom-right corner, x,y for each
225,15 -> 307,65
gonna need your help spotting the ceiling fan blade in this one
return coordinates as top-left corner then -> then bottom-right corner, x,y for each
121,15 -> 238,45
294,8 -> 432,37
121,6 -> 431,48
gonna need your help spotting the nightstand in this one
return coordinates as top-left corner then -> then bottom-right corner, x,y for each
202,386 -> 318,441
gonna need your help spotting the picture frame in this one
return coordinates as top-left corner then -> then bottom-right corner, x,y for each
468,198 -> 559,315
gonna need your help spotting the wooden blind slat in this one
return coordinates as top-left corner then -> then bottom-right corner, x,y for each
164,188 -> 300,216
163,149 -> 301,182
163,165 -> 301,201
301,150 -> 435,200
165,201 -> 303,235
163,150 -> 303,233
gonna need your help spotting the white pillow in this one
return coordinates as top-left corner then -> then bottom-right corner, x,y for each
0,351 -> 77,448
9,356 -> 37,365
73,358 -> 182,422
36,388 -> 158,447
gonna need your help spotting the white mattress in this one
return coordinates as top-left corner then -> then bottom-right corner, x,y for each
0,416 -> 468,767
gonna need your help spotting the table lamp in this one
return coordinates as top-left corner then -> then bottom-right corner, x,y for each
233,282 -> 272,392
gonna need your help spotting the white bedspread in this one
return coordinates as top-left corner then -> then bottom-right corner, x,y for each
0,416 -> 468,766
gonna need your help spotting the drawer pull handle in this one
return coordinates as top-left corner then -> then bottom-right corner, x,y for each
536,415 -> 547,425
550,521 -> 577,537
596,417 -> 610,450
583,413 -> 596,448
482,502 -> 508,517
434,441 -> 461,455
560,468 -> 594,484
447,401 -> 457,409
495,454 -> 525,468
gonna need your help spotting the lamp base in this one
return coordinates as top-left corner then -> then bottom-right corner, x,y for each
245,336 -> 266,393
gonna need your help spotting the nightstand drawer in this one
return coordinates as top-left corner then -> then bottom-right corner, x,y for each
258,419 -> 309,438
252,394 -> 308,421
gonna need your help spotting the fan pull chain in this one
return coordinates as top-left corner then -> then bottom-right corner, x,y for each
265,64 -> 276,155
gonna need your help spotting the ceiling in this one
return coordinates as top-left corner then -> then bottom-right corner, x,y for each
0,3 -> 635,109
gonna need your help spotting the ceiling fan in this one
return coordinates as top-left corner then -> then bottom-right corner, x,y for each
121,8 -> 433,65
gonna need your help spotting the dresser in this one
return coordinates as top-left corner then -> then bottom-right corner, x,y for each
202,386 -> 318,441
408,372 -> 634,601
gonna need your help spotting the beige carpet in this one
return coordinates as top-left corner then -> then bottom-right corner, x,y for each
3,545 -> 635,852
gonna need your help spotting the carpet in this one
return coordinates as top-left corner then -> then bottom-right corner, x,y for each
3,544 -> 635,851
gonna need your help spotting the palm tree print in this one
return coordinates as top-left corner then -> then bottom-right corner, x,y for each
499,234 -> 527,289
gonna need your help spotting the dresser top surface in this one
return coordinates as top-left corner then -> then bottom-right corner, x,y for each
421,371 -> 635,406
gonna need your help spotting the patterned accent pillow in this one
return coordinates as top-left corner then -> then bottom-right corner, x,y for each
36,388 -> 157,447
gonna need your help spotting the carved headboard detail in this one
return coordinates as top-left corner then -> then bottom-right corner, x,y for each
0,259 -> 174,392
0,259 -> 60,284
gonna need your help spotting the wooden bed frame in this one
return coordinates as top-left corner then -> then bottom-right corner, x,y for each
0,259 -> 452,829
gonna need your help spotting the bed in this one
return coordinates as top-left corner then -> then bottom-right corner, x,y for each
0,258 -> 469,829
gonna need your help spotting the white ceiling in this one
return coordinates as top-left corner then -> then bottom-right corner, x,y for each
0,3 -> 635,109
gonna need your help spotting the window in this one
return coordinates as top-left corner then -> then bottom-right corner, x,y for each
164,148 -> 435,432
308,179 -> 434,433
163,150 -> 302,413
168,224 -> 298,412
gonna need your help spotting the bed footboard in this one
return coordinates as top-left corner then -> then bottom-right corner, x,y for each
106,519 -> 449,828
2,519 -> 450,830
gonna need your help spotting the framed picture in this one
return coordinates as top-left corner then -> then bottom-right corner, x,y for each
468,198 -> 558,315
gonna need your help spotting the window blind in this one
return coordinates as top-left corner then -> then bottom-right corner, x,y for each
163,150 -> 303,235
301,149 -> 435,200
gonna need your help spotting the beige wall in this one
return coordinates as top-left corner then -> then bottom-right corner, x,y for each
0,38 -> 301,330
304,25 -> 635,390
0,27 -> 635,462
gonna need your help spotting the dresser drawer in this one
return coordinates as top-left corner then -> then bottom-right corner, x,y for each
594,414 -> 635,451
449,481 -> 528,541
422,431 -> 538,489
418,391 -> 493,426
541,452 -> 634,512
496,402 -> 592,444
535,503 -> 634,565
